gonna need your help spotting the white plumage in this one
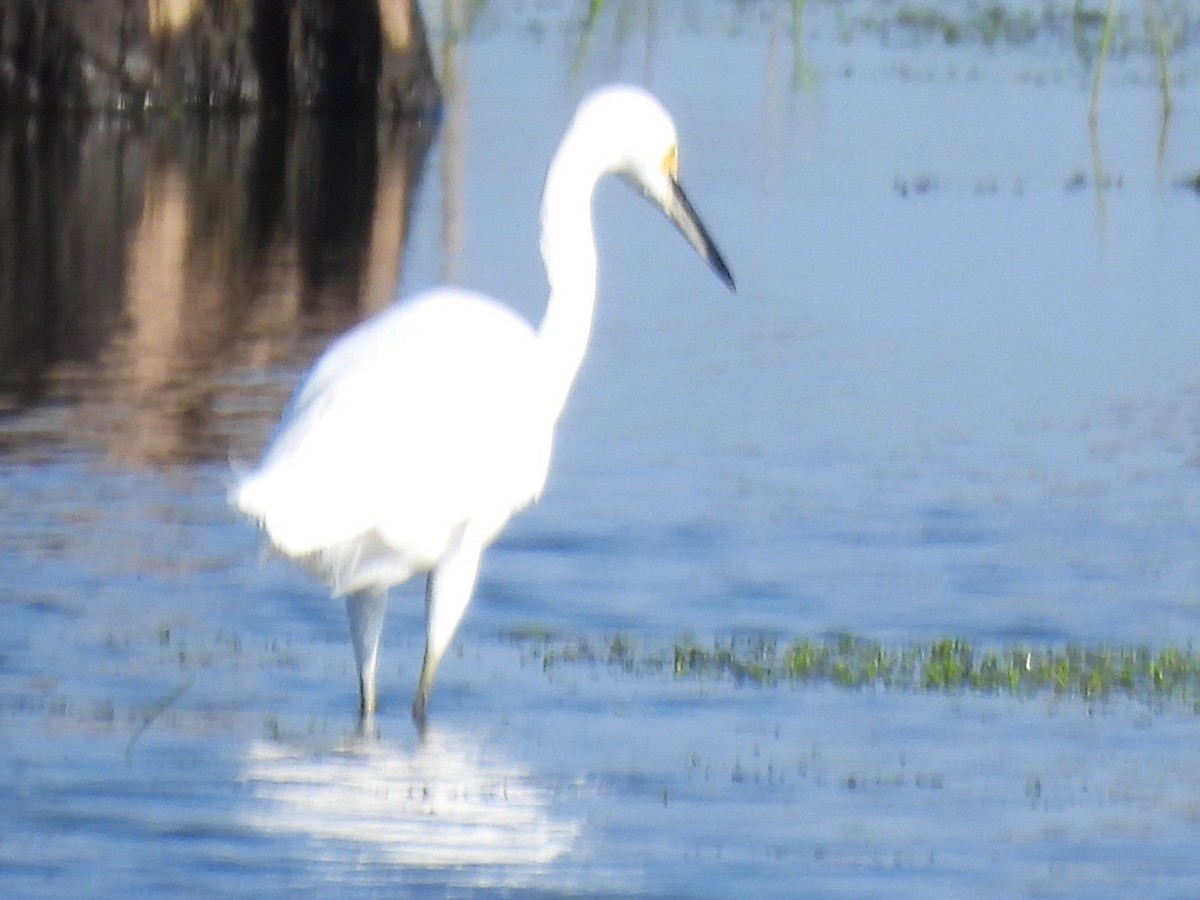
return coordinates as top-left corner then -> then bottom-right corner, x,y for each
237,290 -> 550,592
234,85 -> 733,727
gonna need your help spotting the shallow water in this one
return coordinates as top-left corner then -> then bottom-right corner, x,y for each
4,1 -> 1200,896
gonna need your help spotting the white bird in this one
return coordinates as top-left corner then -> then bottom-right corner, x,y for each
233,84 -> 734,727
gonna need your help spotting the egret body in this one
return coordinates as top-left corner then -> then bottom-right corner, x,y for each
233,85 -> 734,727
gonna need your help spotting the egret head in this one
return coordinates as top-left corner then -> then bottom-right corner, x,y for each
574,85 -> 735,291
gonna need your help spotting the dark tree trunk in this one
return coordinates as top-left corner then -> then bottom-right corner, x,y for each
0,0 -> 440,115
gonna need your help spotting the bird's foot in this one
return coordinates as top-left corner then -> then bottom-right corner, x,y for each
356,713 -> 380,741
411,688 -> 429,736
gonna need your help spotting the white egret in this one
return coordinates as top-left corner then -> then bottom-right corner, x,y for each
233,84 -> 734,727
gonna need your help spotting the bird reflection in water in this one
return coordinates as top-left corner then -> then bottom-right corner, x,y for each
239,727 -> 580,882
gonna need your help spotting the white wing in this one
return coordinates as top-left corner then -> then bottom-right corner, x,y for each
234,287 -> 555,586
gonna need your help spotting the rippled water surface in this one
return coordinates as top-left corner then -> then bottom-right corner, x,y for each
5,1 -> 1200,896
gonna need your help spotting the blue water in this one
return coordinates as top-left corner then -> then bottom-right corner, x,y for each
4,1 -> 1200,895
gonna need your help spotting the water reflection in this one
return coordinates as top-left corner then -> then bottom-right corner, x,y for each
0,112 -> 434,464
240,727 -> 579,884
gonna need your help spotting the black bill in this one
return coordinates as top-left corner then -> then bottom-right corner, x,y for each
665,177 -> 735,292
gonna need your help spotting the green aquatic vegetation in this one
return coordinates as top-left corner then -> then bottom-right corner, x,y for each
508,630 -> 1200,710
894,7 -> 963,43
1087,0 -> 1119,125
891,3 -> 1038,45
863,2 -> 1092,48
124,675 -> 194,760
506,624 -> 558,642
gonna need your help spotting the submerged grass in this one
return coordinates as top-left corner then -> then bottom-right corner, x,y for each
506,629 -> 1200,711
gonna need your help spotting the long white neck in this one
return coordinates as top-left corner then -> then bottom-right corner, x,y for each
536,129 -> 604,421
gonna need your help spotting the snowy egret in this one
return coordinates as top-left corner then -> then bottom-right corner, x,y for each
233,84 -> 734,727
